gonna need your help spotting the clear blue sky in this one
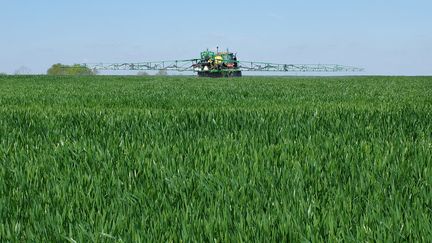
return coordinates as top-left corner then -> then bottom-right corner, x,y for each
1,0 -> 431,75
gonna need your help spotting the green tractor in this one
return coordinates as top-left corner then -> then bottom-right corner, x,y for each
193,49 -> 242,77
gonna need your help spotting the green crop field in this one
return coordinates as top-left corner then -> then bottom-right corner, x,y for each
0,75 -> 431,242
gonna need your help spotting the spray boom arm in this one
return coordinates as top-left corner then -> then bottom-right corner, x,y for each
82,60 -> 363,73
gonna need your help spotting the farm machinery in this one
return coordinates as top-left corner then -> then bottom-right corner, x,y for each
81,48 -> 363,77
193,49 -> 241,77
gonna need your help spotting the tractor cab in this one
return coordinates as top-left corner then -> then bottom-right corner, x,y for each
200,50 -> 215,62
220,52 -> 237,62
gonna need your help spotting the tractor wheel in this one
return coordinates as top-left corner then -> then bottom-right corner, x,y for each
230,71 -> 242,77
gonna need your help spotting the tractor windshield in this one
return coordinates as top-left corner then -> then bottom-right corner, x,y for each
223,53 -> 235,62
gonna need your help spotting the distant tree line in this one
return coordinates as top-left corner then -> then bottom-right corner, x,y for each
47,64 -> 96,76
156,70 -> 168,76
46,63 -> 170,76
15,66 -> 32,75
137,70 -> 168,76
137,71 -> 149,76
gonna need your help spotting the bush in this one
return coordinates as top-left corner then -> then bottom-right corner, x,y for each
156,69 -> 168,76
14,66 -> 31,75
137,71 -> 149,76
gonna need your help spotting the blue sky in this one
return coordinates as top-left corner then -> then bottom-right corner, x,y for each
0,0 -> 431,75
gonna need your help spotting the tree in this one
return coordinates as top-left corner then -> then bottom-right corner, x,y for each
47,64 -> 96,76
0,73 -> 7,76
137,71 -> 149,76
14,66 -> 31,75
156,69 -> 168,76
